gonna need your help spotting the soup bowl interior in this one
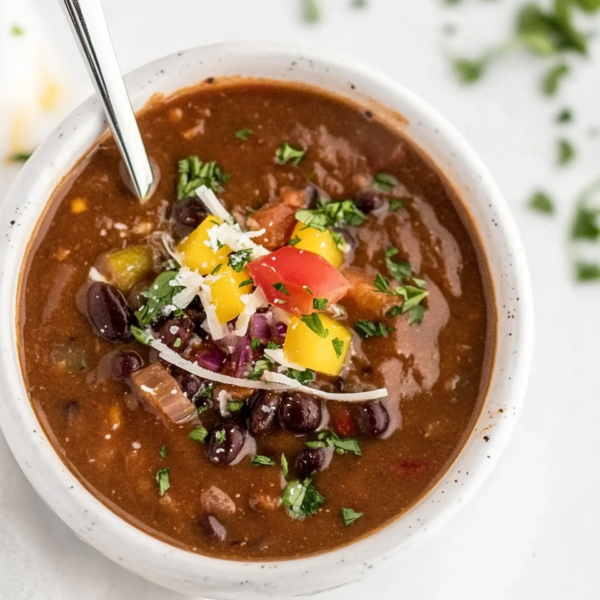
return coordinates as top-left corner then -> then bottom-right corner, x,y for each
0,42 -> 533,599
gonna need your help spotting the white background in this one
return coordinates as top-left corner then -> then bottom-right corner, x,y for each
1,0 -> 599,598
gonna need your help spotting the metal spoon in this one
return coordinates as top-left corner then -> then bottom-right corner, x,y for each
60,0 -> 155,201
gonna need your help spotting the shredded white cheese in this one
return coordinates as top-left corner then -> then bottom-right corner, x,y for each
196,185 -> 234,224
217,389 -> 232,417
198,283 -> 226,340
88,267 -> 106,282
149,337 -> 388,402
172,266 -> 205,309
205,221 -> 270,260
234,287 -> 269,337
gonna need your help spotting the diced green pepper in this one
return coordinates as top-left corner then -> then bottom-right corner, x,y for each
98,245 -> 154,292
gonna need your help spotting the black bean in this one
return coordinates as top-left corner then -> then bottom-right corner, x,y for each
61,400 -> 81,426
86,282 -> 134,343
246,392 -> 281,438
355,189 -> 385,214
155,317 -> 194,353
359,401 -> 389,436
172,367 -> 203,401
207,419 -> 246,466
111,350 -> 144,381
278,393 -> 321,434
198,514 -> 226,544
294,448 -> 325,480
172,197 -> 208,229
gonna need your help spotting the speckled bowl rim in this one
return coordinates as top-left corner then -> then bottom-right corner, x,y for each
0,42 -> 534,599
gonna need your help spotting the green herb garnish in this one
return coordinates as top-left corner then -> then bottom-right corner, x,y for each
286,368 -> 314,385
189,427 -> 209,443
373,173 -> 398,192
228,401 -> 244,413
556,108 -> 573,123
215,429 -> 226,444
281,453 -> 289,477
160,445 -> 168,458
576,261 -> 600,281
306,430 -> 362,455
251,337 -> 261,351
282,478 -> 325,519
235,129 -> 253,140
301,313 -> 329,338
332,337 -> 345,358
9,152 -> 32,162
211,264 -> 223,275
252,455 -> 276,466
385,247 -> 412,281
528,191 -> 555,214
275,143 -> 306,166
248,358 -> 273,381
228,249 -> 253,273
177,156 -> 229,199
302,285 -> 314,295
135,271 -> 184,326
558,138 -> 576,166
289,235 -> 302,246
296,198 -> 366,231
341,507 -> 363,526
11,25 -> 25,36
130,326 -> 153,346
156,468 -> 170,497
239,278 -> 254,288
313,297 -> 328,310
389,198 -> 405,212
273,282 -> 290,296
354,319 -> 395,339
302,0 -> 321,23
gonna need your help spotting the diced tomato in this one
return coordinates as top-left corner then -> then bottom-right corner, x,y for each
248,247 -> 350,317
331,408 -> 358,438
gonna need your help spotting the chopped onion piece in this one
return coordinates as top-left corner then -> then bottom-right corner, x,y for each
149,337 -> 388,402
88,267 -> 106,282
263,348 -> 306,371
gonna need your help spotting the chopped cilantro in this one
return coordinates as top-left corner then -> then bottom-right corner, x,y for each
235,129 -> 253,140
373,173 -> 398,192
313,297 -> 328,310
156,468 -> 170,497
189,427 -> 208,443
211,264 -> 223,275
286,368 -> 314,385
173,338 -> 182,348
177,156 -> 229,199
228,401 -> 244,413
266,341 -> 282,350
556,108 -> 573,123
332,337 -> 345,358
296,198 -> 366,231
542,63 -> 570,96
289,235 -> 302,246
301,0 -> 321,23
385,247 -> 412,281
281,453 -> 289,477
130,326 -> 153,346
251,337 -> 261,351
228,249 -> 253,273
281,478 -> 325,519
215,429 -> 226,444
11,25 -> 25,36
386,306 -> 403,318
160,445 -> 168,458
407,304 -> 426,325
275,143 -> 306,166
576,261 -> 600,281
307,430 -> 361,455
135,271 -> 183,326
354,319 -> 395,339
572,204 -> 600,241
248,358 -> 273,381
528,191 -> 555,214
273,282 -> 290,296
389,198 -> 405,212
452,57 -> 485,84
239,278 -> 254,288
396,285 -> 429,313
9,152 -> 32,162
303,285 -> 314,295
341,507 -> 363,526
252,455 -> 276,466
301,313 -> 329,338
558,138 -> 576,166
373,273 -> 391,294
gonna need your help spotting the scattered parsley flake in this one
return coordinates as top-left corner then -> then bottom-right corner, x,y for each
389,198 -> 405,212
135,271 -> 183,326
296,198 -> 366,231
239,278 -> 254,288
556,108 -> 573,123
160,445 -> 168,458
9,152 -> 32,163
286,368 -> 314,385
528,191 -> 555,214
307,430 -> 361,456
452,57 -> 485,84
354,319 -> 395,339
289,235 -> 302,246
373,173 -> 398,192
215,429 -> 226,444
11,25 -> 25,36
228,401 -> 244,413
302,0 -> 321,23
313,297 -> 328,310
281,453 -> 289,478
558,138 -> 576,166
275,143 -> 306,166
385,247 -> 412,281
341,507 -> 363,526
252,455 -> 276,466
281,478 -> 325,519
302,285 -> 314,295
248,358 -> 273,381
373,273 -> 391,294
228,249 -> 253,273
543,63 -> 570,96
332,337 -> 345,358
156,468 -> 170,497
211,264 -> 223,275
251,337 -> 261,351
189,427 -> 208,443
575,261 -> 600,281
301,313 -> 329,338
173,338 -> 182,348
177,156 -> 229,199
130,326 -> 153,346
235,129 -> 253,141
273,282 -> 290,296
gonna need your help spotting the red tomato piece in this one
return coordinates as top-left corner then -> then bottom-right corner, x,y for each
332,409 -> 358,438
247,247 -> 350,317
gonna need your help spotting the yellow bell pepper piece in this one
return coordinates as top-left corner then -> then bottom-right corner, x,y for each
98,245 -> 154,292
291,222 -> 344,268
283,314 -> 352,376
177,216 -> 230,275
209,266 -> 253,323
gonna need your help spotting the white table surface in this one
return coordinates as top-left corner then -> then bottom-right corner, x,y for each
1,0 -> 599,598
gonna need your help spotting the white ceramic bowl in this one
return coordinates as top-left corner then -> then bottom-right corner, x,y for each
0,42 -> 533,598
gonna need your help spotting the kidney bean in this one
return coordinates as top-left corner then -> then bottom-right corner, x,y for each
207,419 -> 246,466
172,197 -> 208,229
86,282 -> 133,342
294,448 -> 325,480
358,401 -> 389,436
155,317 -> 194,353
355,189 -> 384,214
198,514 -> 226,544
111,350 -> 144,381
246,392 -> 281,438
278,393 -> 321,434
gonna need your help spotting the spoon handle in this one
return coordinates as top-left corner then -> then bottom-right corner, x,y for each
60,0 -> 154,201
